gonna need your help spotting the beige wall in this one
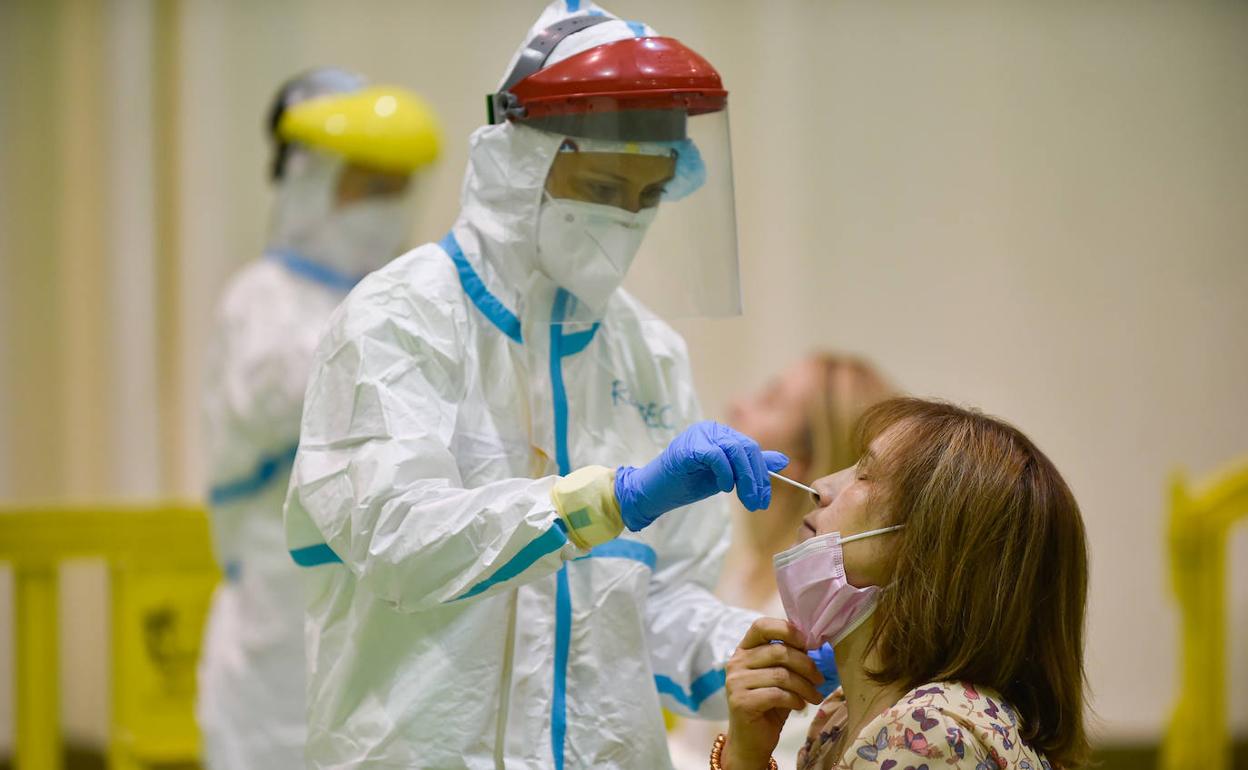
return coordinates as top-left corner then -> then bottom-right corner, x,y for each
1,0 -> 1245,752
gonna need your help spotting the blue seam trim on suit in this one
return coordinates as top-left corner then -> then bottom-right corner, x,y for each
550,289 -> 574,475
550,288 -> 572,770
575,539 -> 656,570
208,442 -> 299,506
560,323 -> 599,355
266,249 -> 362,292
626,20 -> 646,36
451,519 -> 570,601
552,565 -> 572,770
548,287 -> 603,769
440,231 -> 523,343
289,543 -> 343,567
566,0 -> 580,11
654,668 -> 727,713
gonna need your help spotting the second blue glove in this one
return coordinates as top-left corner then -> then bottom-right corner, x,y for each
808,642 -> 841,699
614,421 -> 790,532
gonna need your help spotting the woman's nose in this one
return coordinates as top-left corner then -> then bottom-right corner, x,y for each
810,476 -> 837,507
811,468 -> 854,506
620,189 -> 644,214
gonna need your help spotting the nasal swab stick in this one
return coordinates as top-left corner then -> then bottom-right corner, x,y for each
768,471 -> 819,498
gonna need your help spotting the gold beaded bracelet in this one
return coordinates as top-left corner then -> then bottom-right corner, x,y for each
709,733 -> 778,770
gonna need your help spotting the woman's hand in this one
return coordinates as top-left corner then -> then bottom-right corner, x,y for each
722,617 -> 825,769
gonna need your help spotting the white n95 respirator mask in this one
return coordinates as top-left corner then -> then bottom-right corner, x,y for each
536,193 -> 656,315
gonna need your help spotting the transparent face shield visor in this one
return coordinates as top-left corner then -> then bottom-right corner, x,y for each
335,163 -> 425,265
531,104 -> 741,326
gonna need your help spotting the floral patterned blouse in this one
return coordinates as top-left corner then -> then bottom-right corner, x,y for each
796,681 -> 1053,770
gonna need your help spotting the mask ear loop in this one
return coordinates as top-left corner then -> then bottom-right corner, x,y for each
839,523 -> 905,545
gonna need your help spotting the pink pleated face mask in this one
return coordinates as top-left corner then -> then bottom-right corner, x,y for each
773,525 -> 905,649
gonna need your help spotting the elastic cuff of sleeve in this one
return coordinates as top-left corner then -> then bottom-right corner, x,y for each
550,465 -> 624,550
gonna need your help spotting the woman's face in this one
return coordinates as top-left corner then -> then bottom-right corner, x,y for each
545,151 -> 676,213
727,358 -> 824,475
799,423 -> 904,587
334,163 -> 411,207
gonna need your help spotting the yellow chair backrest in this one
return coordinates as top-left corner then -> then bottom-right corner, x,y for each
1,506 -> 217,770
1160,458 -> 1248,770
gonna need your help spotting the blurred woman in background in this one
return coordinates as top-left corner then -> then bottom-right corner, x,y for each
670,353 -> 893,769
719,354 -> 893,619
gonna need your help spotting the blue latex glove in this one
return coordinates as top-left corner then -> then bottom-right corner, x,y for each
808,642 -> 841,699
614,421 -> 789,532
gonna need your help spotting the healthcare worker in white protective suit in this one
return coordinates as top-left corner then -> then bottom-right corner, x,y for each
285,4 -> 805,768
196,68 -> 440,770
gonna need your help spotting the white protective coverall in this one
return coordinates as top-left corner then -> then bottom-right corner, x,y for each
283,6 -> 758,769
197,145 -> 416,767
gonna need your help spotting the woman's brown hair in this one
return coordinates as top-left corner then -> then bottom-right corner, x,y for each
859,398 -> 1090,768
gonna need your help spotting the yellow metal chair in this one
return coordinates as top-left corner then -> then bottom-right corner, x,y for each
1160,458 -> 1248,770
1,506 -> 217,770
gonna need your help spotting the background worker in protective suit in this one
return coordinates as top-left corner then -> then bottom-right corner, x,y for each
195,68 -> 440,770
284,4 -> 809,767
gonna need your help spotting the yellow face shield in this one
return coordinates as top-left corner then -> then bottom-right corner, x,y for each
277,86 -> 442,173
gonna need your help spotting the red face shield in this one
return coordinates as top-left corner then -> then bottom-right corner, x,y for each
486,16 -> 742,324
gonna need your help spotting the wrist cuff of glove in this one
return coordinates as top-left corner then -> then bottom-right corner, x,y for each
551,465 -> 625,550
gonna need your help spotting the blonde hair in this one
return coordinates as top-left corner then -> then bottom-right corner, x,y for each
801,353 -> 893,483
